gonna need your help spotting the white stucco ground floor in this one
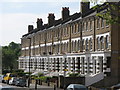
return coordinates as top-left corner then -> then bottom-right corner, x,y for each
18,51 -> 111,77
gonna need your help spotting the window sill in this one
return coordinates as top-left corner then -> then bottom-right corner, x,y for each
106,25 -> 109,28
97,49 -> 100,51
101,27 -> 104,29
90,29 -> 92,31
106,48 -> 109,50
90,49 -> 93,51
101,49 -> 104,51
96,28 -> 100,30
83,50 -> 85,52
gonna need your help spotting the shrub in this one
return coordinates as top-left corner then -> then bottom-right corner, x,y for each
69,73 -> 79,77
37,76 -> 51,83
37,72 -> 44,77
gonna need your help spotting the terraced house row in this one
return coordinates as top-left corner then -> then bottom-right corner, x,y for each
19,2 -> 120,85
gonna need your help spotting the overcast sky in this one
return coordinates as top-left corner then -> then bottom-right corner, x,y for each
0,0 -> 82,46
0,0 -> 106,46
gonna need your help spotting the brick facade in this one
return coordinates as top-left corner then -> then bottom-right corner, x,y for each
19,1 -> 120,86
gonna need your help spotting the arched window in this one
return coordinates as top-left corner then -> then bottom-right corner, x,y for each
86,22 -> 88,31
82,39 -> 85,51
100,36 -> 104,50
76,23 -> 79,33
65,42 -> 68,52
78,22 -> 80,32
101,18 -> 104,28
64,43 -> 66,52
54,44 -> 56,54
57,44 -> 59,53
61,43 -> 63,53
105,35 -> 109,49
78,40 -> 80,51
47,46 -> 49,54
97,37 -> 100,50
74,23 -> 77,33
89,38 -> 92,50
67,42 -> 69,52
85,39 -> 89,51
72,24 -> 74,33
72,41 -> 74,52
97,18 -> 100,29
67,27 -> 69,35
75,40 -> 77,51
62,43 -> 64,53
90,21 -> 92,31
82,23 -> 84,31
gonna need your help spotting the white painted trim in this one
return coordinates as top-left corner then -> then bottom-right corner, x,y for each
31,45 -> 39,49
54,41 -> 60,45
91,53 -> 104,57
40,44 -> 45,47
64,20 -> 72,25
22,48 -> 25,50
71,37 -> 80,42
96,32 -> 109,38
82,35 -> 93,40
73,17 -> 82,22
46,42 -> 52,46
50,55 -> 63,58
53,39 -> 69,44
48,26 -> 54,29
62,39 -> 69,43
55,24 -> 62,28
31,46 -> 34,49
26,47 -> 29,49
35,45 -> 39,48
22,47 -> 29,50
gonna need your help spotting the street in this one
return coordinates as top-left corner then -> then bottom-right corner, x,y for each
0,83 -> 26,89
1,83 -> 19,90
0,83 -> 64,90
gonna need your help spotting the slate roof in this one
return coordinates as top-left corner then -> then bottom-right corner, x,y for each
22,2 -> 117,37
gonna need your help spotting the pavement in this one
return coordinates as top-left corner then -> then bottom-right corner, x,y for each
0,83 -> 64,90
27,83 -> 64,90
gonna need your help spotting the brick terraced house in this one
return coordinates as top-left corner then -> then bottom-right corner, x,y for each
18,2 -> 120,86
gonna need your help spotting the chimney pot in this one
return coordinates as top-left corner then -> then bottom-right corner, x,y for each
48,13 -> 55,26
80,2 -> 90,15
62,7 -> 70,20
37,18 -> 43,29
28,25 -> 34,33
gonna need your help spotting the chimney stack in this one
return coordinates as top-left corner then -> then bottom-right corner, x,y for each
62,7 -> 70,20
48,13 -> 55,26
28,25 -> 34,33
36,18 -> 43,29
80,2 -> 90,14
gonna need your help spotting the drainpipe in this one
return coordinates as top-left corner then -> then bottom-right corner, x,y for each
93,16 -> 96,51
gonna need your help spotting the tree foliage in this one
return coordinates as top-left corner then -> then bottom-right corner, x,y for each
96,2 -> 120,24
2,42 -> 21,71
82,0 -> 120,24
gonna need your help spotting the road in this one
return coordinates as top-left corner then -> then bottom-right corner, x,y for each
0,83 -> 64,90
0,83 -> 26,90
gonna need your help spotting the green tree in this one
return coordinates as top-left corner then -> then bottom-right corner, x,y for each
2,42 -> 21,71
95,2 -> 120,24
82,0 -> 120,24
